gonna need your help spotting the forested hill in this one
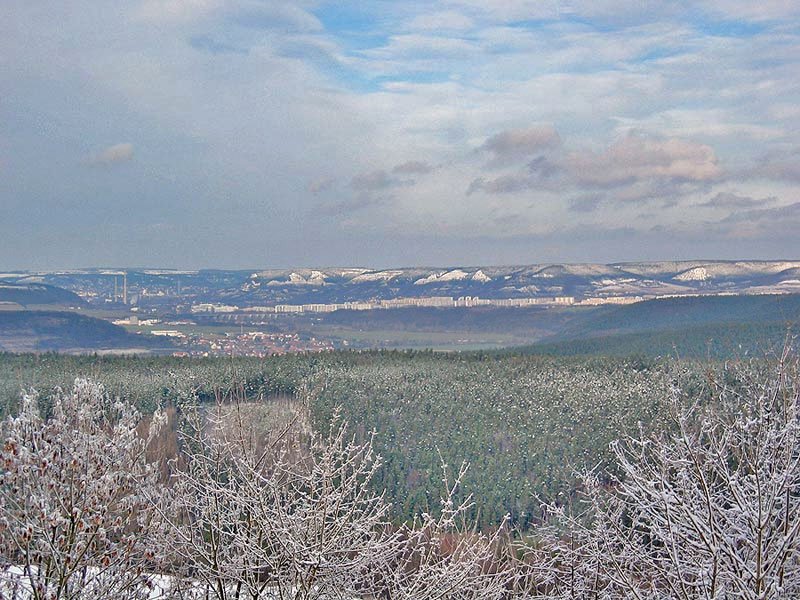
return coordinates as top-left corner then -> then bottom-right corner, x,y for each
514,293 -> 800,358
557,293 -> 800,337
521,322 -> 793,359
0,311 -> 171,353
0,282 -> 85,307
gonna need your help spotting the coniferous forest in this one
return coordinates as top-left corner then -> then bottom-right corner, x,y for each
0,350 -> 685,526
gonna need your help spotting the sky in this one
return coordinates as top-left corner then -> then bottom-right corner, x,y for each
1,1 -> 799,270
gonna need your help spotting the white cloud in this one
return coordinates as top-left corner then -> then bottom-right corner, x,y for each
136,0 -> 222,23
2,0 -> 800,265
478,125 -> 561,166
407,11 -> 475,31
392,160 -> 434,175
745,149 -> 800,183
697,192 -> 776,209
614,109 -> 785,142
442,0 -> 561,22
701,0 -> 800,21
363,34 -> 478,61
567,134 -> 722,187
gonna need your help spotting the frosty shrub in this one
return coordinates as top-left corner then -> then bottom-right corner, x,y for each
0,379 -> 167,599
546,349 -> 800,599
161,391 -> 522,599
375,460 -> 518,600
160,394 -> 399,599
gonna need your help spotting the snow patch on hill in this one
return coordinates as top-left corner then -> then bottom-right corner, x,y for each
440,269 -> 470,281
351,270 -> 404,283
674,267 -> 710,282
414,269 -> 471,285
266,271 -> 327,286
472,270 -> 492,283
643,261 -> 800,280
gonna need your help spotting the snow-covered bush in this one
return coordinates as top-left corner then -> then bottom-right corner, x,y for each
160,396 -> 398,599
375,460 -> 517,600
0,379 -> 167,599
546,350 -> 800,599
161,392 -> 522,599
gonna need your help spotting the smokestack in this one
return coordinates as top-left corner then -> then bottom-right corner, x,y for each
114,277 -> 118,302
123,273 -> 128,305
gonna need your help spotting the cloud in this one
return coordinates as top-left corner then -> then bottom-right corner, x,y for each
713,202 -> 800,238
467,174 -> 537,195
4,0 -> 800,267
351,170 -> 394,191
526,156 -> 560,179
230,3 -> 323,32
569,195 -> 604,212
319,194 -> 387,216
567,133 -> 722,188
465,132 -> 719,201
443,1 -> 561,22
478,125 -> 561,167
350,169 -> 415,191
392,160 -> 434,175
136,0 -> 222,23
746,149 -> 800,183
86,143 -> 134,166
448,0 -> 797,26
138,0 -> 322,31
700,0 -> 800,21
722,202 -> 800,223
698,192 -> 776,209
614,109 -> 784,142
407,11 -> 475,31
189,35 -> 246,55
364,34 -> 478,62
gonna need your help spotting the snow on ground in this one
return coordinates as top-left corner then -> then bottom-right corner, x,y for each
0,566 -> 297,600
0,566 -> 172,600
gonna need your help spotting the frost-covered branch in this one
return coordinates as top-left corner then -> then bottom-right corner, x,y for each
544,351 -> 800,599
160,392 -> 398,599
0,379 -> 167,599
375,459 -> 518,599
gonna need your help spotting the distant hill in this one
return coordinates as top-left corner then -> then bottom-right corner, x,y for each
520,322 -> 794,360
213,261 -> 800,305
21,260 -> 800,309
513,294 -> 800,359
0,311 -> 172,353
551,294 -> 800,340
0,283 -> 85,307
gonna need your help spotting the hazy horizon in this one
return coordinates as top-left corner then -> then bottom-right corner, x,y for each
6,256 -> 800,274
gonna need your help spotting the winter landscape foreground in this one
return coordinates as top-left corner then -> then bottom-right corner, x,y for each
2,347 -> 800,599
6,0 -> 800,595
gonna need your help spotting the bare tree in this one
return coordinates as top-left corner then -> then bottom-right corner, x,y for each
545,350 -> 800,599
375,459 -> 518,600
160,392 -> 399,599
158,388 -> 536,599
0,379 -> 167,599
